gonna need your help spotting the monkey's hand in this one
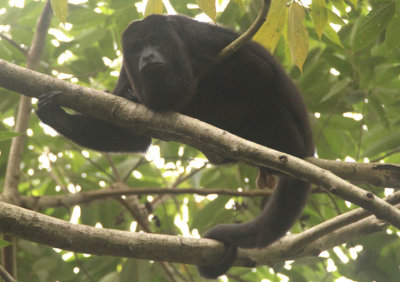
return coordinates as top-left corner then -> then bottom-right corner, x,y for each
36,91 -> 72,134
124,88 -> 139,103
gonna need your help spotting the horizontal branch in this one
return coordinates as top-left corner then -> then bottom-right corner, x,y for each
1,59 -> 400,229
308,158 -> 400,188
0,196 -> 397,268
0,202 -> 217,266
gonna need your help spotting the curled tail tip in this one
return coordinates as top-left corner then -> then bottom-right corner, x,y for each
198,244 -> 237,279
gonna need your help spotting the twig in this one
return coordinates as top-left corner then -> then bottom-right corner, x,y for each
0,264 -> 16,282
104,154 -> 122,181
216,0 -> 271,62
17,186 -> 272,210
0,33 -> 27,55
370,148 -> 400,162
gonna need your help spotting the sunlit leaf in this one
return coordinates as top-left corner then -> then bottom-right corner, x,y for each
330,0 -> 348,15
328,9 -> 346,26
311,0 -> 328,38
254,0 -> 287,53
50,0 -> 68,23
196,0 -> 216,21
324,24 -> 344,47
144,0 -> 164,17
288,2 -> 309,71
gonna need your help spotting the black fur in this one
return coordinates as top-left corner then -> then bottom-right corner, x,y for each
36,14 -> 314,278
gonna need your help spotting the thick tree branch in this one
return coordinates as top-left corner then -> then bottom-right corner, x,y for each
0,59 -> 400,228
0,197 -> 398,269
0,201 -> 223,266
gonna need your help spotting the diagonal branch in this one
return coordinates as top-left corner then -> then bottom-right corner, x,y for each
0,59 -> 400,229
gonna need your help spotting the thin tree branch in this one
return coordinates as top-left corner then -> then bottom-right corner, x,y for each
0,60 -> 400,228
0,33 -> 27,55
16,186 -> 272,210
3,0 -> 53,200
0,264 -> 16,282
239,207 -> 392,267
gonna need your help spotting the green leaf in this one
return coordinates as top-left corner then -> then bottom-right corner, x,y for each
0,238 -> 11,248
0,131 -> 23,141
386,14 -> 400,50
324,24 -> 344,47
50,0 -> 68,23
144,0 -> 164,17
352,1 -> 395,51
311,0 -> 328,39
363,131 -> 400,157
327,9 -> 346,26
321,77 -> 351,103
288,2 -> 309,72
196,0 -> 216,21
331,0 -> 348,15
348,0 -> 357,8
191,196 -> 232,230
254,0 -> 287,53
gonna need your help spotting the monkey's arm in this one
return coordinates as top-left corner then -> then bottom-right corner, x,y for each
36,91 -> 151,152
112,65 -> 139,102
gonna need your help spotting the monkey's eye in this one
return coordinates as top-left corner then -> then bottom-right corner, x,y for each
131,41 -> 143,53
145,35 -> 159,46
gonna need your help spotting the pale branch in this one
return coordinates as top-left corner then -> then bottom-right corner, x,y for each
239,207 -> 392,267
1,59 -> 400,227
298,212 -> 390,258
239,191 -> 400,266
0,264 -> 15,282
284,191 -> 400,252
0,199 -> 396,269
0,201 -> 225,267
0,59 -> 398,189
307,158 -> 400,188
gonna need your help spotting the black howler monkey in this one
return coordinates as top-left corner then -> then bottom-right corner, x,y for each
36,14 -> 314,278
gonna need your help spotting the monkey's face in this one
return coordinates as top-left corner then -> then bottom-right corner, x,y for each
121,15 -> 195,112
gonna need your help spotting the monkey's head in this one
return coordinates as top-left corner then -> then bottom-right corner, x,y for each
121,15 -> 196,111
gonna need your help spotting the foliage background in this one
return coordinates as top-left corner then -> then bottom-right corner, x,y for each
0,0 -> 400,281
